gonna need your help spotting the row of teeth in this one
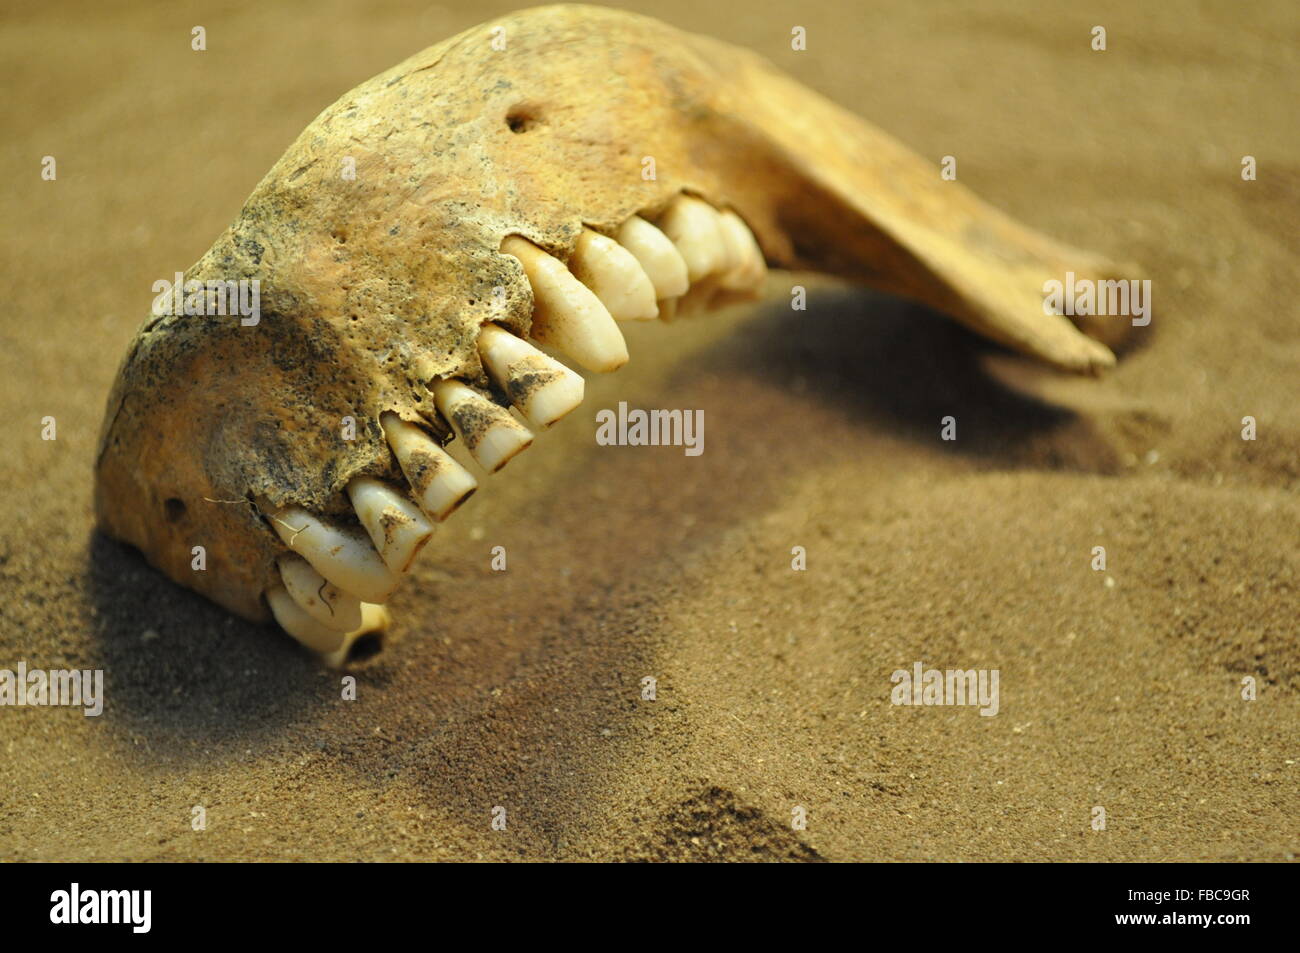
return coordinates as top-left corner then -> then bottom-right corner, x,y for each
264,194 -> 767,664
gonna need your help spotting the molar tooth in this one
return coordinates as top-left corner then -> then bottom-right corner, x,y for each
268,505 -> 400,604
347,477 -> 435,574
616,216 -> 689,300
501,235 -> 629,373
277,554 -> 363,632
656,195 -> 727,283
381,412 -> 477,521
716,209 -> 768,292
477,322 -> 584,428
569,228 -> 658,320
432,379 -> 534,473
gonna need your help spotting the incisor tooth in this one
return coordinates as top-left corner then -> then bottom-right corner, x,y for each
432,379 -> 533,473
477,323 -> 584,429
616,216 -> 690,300
501,235 -> 629,373
347,477 -> 435,574
267,585 -> 346,654
278,554 -> 363,632
319,603 -> 391,668
381,412 -> 477,521
657,195 -> 727,283
268,505 -> 399,604
569,228 -> 658,320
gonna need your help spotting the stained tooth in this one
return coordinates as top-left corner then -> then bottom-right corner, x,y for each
717,210 -> 767,292
432,379 -> 534,473
656,195 -> 727,283
477,322 -> 584,428
278,554 -> 363,632
568,228 -> 658,320
616,216 -> 690,300
347,477 -> 434,574
501,235 -> 629,373
268,505 -> 399,604
380,412 -> 477,521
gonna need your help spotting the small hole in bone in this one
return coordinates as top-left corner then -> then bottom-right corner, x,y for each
331,229 -> 348,244
505,106 -> 539,133
164,498 -> 186,522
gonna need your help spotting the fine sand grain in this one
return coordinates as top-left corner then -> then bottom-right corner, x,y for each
1,0 -> 1295,860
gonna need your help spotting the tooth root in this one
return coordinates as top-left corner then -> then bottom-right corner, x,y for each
319,603 -> 391,669
656,195 -> 727,283
716,209 -> 768,293
278,554 -> 363,632
501,235 -> 629,373
380,412 -> 477,522
347,477 -> 435,574
432,379 -> 534,473
268,505 -> 400,604
616,215 -> 690,300
568,228 -> 659,320
477,322 -> 584,429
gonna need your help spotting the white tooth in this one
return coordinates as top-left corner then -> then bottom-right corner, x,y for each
278,554 -> 363,632
656,195 -> 727,283
501,235 -> 629,373
267,586 -> 346,654
319,603 -> 392,668
616,216 -> 689,300
477,322 -> 584,429
347,477 -> 434,574
432,379 -> 534,473
716,210 -> 767,292
568,228 -> 658,320
380,412 -> 477,521
268,505 -> 399,604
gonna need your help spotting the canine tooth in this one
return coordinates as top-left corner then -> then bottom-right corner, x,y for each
569,228 -> 658,320
500,235 -> 629,373
380,412 -> 477,521
657,195 -> 727,283
278,554 -> 363,632
616,216 -> 690,300
320,603 -> 392,668
717,209 -> 768,292
268,505 -> 399,604
347,477 -> 434,574
477,322 -> 584,428
432,379 -> 534,473
267,586 -> 347,654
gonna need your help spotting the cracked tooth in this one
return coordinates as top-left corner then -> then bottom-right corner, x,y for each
268,505 -> 399,604
347,476 -> 435,575
569,228 -> 658,320
616,215 -> 689,301
380,412 -> 477,521
432,379 -> 533,473
278,554 -> 363,632
501,235 -> 629,373
656,195 -> 727,283
477,322 -> 584,429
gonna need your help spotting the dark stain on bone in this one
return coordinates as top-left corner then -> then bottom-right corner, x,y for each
449,402 -> 500,452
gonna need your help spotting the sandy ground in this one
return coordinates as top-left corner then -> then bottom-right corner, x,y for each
1,0 -> 1296,861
